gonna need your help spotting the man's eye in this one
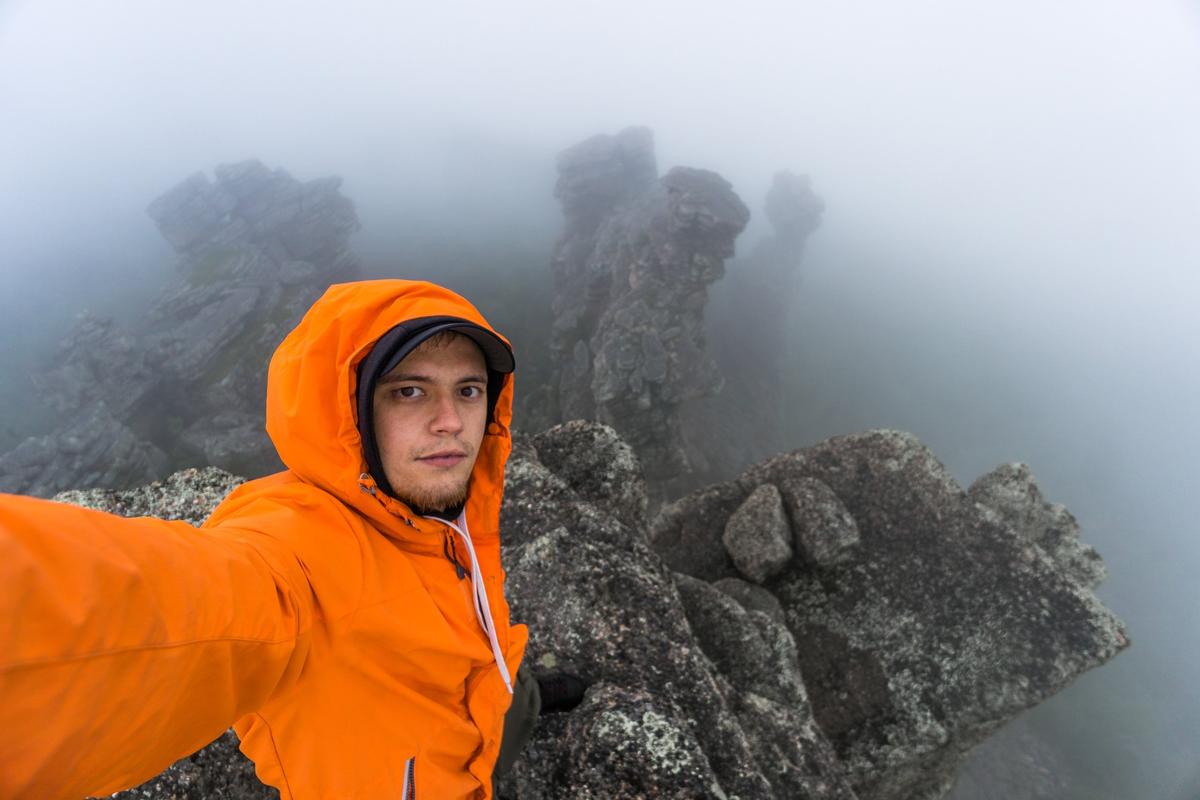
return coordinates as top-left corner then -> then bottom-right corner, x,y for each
461,386 -> 484,399
395,386 -> 421,399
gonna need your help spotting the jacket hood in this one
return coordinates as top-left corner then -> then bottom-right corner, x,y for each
265,280 -> 514,542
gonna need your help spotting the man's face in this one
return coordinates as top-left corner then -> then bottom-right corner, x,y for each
372,333 -> 489,515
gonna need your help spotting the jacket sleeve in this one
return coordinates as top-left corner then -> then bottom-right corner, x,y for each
0,493 -> 314,799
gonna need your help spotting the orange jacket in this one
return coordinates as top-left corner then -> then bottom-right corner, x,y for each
0,280 -> 527,799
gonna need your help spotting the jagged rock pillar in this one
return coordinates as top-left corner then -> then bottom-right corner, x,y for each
548,127 -> 749,502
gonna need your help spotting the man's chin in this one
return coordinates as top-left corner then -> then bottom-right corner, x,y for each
393,480 -> 469,518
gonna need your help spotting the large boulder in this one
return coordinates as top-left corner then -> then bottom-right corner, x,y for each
651,428 -> 1128,799
721,483 -> 793,583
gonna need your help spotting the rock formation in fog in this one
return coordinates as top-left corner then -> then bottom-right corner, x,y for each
59,422 -> 1125,800
0,160 -> 360,496
685,170 -> 825,486
545,127 -> 750,501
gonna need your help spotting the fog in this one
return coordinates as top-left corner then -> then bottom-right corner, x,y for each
2,0 -> 1198,796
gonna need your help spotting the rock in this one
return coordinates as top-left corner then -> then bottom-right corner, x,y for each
661,167 -> 752,257
529,419 -> 647,531
147,286 -> 263,379
107,730 -> 275,800
722,483 -> 793,583
1,160 -> 362,496
779,475 -> 860,567
763,170 -> 825,256
31,311 -> 156,418
502,425 -> 644,553
0,403 -> 168,497
553,126 -> 658,226
508,684 -> 733,800
711,576 -> 787,624
650,481 -> 745,581
500,422 -> 855,799
968,463 -> 1107,588
179,412 -> 280,479
673,573 -> 851,799
655,428 -> 1128,800
547,127 -> 750,501
145,172 -> 239,254
54,465 -> 243,524
673,573 -> 807,708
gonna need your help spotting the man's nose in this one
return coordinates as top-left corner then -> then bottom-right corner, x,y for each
430,394 -> 464,434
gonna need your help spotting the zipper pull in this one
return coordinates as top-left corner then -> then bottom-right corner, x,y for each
442,531 -> 469,580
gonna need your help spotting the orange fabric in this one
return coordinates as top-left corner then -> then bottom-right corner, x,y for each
0,280 -> 527,799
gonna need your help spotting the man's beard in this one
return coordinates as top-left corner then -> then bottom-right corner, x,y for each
395,477 -> 470,517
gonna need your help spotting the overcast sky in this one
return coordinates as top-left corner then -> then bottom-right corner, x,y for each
1,2 -> 1199,794
3,0 -> 1198,272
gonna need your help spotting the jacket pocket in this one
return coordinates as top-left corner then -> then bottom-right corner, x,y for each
401,755 -> 416,799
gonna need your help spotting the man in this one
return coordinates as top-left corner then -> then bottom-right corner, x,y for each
0,280 -> 581,799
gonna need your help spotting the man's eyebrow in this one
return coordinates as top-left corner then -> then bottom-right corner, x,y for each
376,372 -> 488,386
377,372 -> 428,386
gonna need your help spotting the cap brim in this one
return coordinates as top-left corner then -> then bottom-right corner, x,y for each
379,320 -> 515,377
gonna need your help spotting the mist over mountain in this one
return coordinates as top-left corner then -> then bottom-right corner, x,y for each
1,1 -> 1198,797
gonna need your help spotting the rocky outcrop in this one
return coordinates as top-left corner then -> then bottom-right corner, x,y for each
0,161 -> 360,496
967,462 -> 1107,589
0,402 -> 168,498
542,135 -> 825,499
57,423 -> 1125,799
546,128 -> 750,500
651,429 -> 1127,799
500,421 -> 854,799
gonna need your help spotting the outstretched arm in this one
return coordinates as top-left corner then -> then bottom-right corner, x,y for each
0,493 -> 313,799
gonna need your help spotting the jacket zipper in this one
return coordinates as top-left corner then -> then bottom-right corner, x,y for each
357,473 -> 417,528
401,756 -> 415,799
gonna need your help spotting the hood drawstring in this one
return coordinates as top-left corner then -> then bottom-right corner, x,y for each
430,512 -> 514,695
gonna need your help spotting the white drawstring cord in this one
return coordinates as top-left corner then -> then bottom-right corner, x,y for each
437,513 -> 514,694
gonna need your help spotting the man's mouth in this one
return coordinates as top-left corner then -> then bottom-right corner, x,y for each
418,450 -> 468,468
